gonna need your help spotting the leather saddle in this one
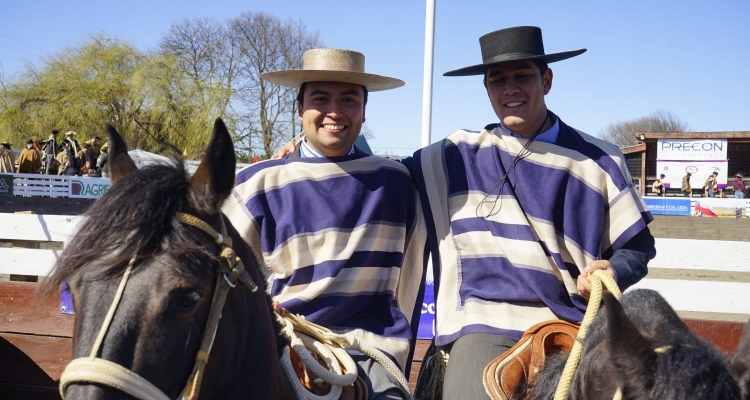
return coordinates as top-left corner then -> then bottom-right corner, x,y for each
483,320 -> 580,400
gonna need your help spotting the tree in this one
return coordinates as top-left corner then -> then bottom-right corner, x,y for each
228,12 -> 321,160
599,110 -> 689,148
0,35 -> 148,145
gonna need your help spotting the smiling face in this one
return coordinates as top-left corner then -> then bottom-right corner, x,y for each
298,81 -> 366,157
484,59 -> 553,138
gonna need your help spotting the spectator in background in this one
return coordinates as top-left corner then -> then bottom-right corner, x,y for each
96,143 -> 109,178
0,141 -> 14,173
652,173 -> 666,197
16,139 -> 42,174
43,129 -> 60,174
62,131 -> 81,161
734,172 -> 746,199
57,151 -> 79,176
703,171 -> 718,198
681,171 -> 692,197
77,143 -> 98,175
87,135 -> 102,155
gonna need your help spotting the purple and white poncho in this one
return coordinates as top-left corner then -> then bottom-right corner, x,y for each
222,149 -> 428,370
409,118 -> 652,347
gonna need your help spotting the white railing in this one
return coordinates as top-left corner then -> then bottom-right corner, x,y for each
0,173 -> 111,198
2,212 -> 749,322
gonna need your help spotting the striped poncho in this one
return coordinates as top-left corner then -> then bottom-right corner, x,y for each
222,149 -> 428,370
409,119 -> 652,346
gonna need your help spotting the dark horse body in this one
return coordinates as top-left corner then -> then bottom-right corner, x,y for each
44,119 -> 294,399
528,289 -> 749,400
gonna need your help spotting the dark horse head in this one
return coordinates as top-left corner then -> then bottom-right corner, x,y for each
43,119 -> 293,399
528,289 -> 741,400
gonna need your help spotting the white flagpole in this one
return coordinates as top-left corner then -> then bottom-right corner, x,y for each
421,0 -> 436,147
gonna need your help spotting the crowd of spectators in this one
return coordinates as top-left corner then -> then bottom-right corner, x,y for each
0,129 -> 109,177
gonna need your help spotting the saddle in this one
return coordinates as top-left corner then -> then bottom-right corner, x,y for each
483,320 -> 580,400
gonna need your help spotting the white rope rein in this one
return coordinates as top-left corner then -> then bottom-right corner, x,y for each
277,312 -> 414,400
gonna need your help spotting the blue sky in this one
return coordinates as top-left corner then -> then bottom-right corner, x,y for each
1,0 -> 748,156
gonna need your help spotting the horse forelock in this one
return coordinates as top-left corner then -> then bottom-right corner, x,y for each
43,162 -> 215,294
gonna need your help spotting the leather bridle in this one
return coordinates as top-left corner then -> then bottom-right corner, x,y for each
59,212 -> 259,400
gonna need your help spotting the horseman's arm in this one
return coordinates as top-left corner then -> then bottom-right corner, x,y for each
606,226 -> 656,290
578,226 -> 655,299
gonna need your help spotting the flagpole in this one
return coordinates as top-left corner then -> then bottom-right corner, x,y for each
421,0 -> 436,147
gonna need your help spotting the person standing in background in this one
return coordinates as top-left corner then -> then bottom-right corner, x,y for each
681,171 -> 692,197
16,139 -> 42,174
734,172 -> 746,199
0,141 -> 14,173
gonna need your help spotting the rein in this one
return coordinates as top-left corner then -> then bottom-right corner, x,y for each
59,212 -> 259,400
552,270 -> 621,400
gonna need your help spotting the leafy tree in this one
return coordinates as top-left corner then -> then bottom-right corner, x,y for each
599,110 -> 689,148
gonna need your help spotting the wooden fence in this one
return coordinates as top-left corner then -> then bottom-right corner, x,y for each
2,212 -> 749,397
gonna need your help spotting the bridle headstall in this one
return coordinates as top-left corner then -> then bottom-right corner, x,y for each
59,212 -> 258,400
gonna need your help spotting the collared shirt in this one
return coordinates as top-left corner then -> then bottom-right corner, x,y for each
498,114 -> 560,144
299,140 -> 355,158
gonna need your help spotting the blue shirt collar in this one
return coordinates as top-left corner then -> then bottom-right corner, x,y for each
498,114 -> 560,144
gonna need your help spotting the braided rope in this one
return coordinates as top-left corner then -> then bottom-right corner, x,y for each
553,270 -> 621,400
277,312 -> 414,400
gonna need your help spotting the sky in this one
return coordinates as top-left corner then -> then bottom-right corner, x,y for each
1,0 -> 748,156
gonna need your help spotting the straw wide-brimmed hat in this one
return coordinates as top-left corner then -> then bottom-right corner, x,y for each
444,26 -> 586,77
261,48 -> 404,92
0,141 -> 11,146
65,131 -> 77,136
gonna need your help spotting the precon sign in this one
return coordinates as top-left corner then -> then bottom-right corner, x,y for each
657,139 -> 727,161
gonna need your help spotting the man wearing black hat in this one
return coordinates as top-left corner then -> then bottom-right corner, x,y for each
407,26 -> 656,399
17,139 -> 42,174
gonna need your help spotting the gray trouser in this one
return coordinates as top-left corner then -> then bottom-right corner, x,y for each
443,333 -> 518,400
45,154 -> 55,175
352,354 -> 409,400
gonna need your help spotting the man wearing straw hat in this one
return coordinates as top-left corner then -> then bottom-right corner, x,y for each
223,48 -> 427,399
406,26 -> 656,399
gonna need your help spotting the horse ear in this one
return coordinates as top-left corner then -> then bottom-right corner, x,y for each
729,319 -> 750,399
188,118 -> 236,214
603,292 -> 656,394
106,124 -> 137,183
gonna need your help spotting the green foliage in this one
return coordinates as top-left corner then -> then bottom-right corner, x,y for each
0,12 -> 321,160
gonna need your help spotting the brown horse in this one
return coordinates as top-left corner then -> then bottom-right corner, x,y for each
43,119 -> 295,399
526,289 -> 746,400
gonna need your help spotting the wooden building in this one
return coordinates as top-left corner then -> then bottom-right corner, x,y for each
623,131 -> 750,196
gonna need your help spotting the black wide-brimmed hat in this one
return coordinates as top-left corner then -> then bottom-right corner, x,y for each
444,26 -> 586,76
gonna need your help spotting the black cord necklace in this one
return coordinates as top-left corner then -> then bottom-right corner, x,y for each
475,111 -> 551,219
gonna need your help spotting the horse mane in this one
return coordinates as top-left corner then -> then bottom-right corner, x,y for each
43,162 -> 205,293
41,159 -> 290,358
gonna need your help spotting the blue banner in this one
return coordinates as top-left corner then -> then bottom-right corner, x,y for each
417,283 -> 435,339
642,197 -> 692,216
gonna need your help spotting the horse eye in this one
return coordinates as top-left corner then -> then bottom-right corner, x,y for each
174,291 -> 202,312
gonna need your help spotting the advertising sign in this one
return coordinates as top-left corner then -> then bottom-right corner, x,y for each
695,198 -> 747,218
0,174 -> 12,196
418,282 -> 435,339
657,139 -> 727,161
642,198 -> 692,216
69,177 -> 112,199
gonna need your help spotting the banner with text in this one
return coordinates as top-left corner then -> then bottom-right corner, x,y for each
0,174 -> 13,196
418,282 -> 436,339
69,177 -> 112,199
656,138 -> 728,190
657,138 -> 727,161
642,197 -> 692,216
